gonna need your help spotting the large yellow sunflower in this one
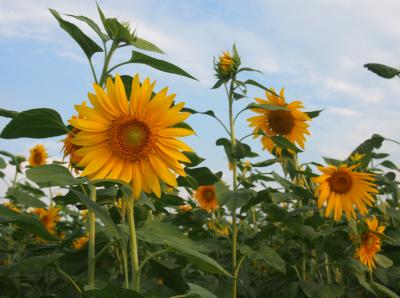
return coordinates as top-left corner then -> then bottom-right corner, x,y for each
354,216 -> 385,271
29,144 -> 48,167
69,74 -> 193,198
32,206 -> 60,234
313,164 -> 378,221
194,185 -> 218,212
247,88 -> 310,155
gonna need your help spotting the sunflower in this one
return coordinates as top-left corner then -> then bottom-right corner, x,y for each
350,152 -> 365,163
313,164 -> 378,221
354,216 -> 385,271
73,235 -> 89,250
194,185 -> 218,212
247,88 -> 310,155
69,74 -> 193,199
29,144 -> 48,167
32,206 -> 60,234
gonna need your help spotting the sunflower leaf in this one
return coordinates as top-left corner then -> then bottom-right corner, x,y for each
240,245 -> 286,274
246,103 -> 288,111
0,206 -> 53,240
0,108 -> 18,119
244,80 -> 279,96
130,37 -> 164,54
271,136 -> 302,153
26,164 -> 86,187
129,51 -> 197,80
49,9 -> 103,59
0,108 -> 69,139
66,14 -> 109,42
364,63 -> 400,79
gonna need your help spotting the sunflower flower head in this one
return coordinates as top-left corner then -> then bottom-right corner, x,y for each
73,234 -> 89,250
32,206 -> 61,234
354,216 -> 385,271
194,185 -> 218,212
68,74 -> 194,199
29,144 -> 48,167
247,88 -> 311,156
313,164 -> 378,221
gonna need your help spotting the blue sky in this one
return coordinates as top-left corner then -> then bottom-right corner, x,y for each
0,0 -> 399,186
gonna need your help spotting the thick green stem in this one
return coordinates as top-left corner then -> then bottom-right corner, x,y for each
127,195 -> 139,290
88,184 -> 96,288
99,42 -> 118,87
227,79 -> 239,298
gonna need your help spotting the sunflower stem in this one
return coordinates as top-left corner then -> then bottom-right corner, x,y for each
99,41 -> 118,87
88,184 -> 96,288
226,78 -> 239,298
127,194 -> 140,291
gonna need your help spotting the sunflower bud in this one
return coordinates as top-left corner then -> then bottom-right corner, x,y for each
215,45 -> 241,81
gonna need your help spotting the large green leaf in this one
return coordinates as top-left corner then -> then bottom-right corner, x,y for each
246,102 -> 288,111
375,254 -> 393,268
240,245 -> 286,274
186,283 -> 218,298
351,134 -> 384,155
9,254 -> 63,273
168,241 -> 230,277
136,221 -> 207,252
1,108 -> 68,139
0,108 -> 18,119
130,37 -> 164,54
185,167 -> 220,186
71,189 -> 124,240
0,206 -> 52,240
26,164 -> 86,187
271,136 -> 302,153
49,9 -> 103,59
300,281 -> 345,298
129,51 -> 197,80
218,188 -> 254,211
66,14 -> 109,42
85,283 -> 145,298
7,188 -> 46,208
364,63 -> 400,79
371,282 -> 400,298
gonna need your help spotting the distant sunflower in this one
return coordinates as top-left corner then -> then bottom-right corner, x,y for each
218,51 -> 234,74
73,235 -> 89,250
355,216 -> 385,271
313,164 -> 378,221
29,144 -> 48,167
32,206 -> 60,234
194,185 -> 218,212
69,74 -> 193,198
247,88 -> 310,155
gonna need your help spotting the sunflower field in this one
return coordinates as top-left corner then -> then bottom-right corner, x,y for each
1,5 -> 400,298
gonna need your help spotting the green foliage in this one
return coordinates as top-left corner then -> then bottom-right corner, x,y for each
364,63 -> 400,79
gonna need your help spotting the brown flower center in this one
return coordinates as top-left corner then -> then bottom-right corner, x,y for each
329,171 -> 352,194
108,115 -> 155,161
267,110 -> 295,135
33,151 -> 43,164
202,189 -> 215,202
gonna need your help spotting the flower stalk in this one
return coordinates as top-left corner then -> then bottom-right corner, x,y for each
88,184 -> 96,288
127,194 -> 139,290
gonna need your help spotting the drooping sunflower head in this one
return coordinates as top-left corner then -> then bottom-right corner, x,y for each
73,235 -> 89,250
32,206 -> 61,234
354,216 -> 385,271
179,204 -> 193,213
194,185 -> 218,212
29,144 -> 48,167
247,88 -> 310,156
69,74 -> 194,199
313,164 -> 378,221
207,220 -> 229,237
